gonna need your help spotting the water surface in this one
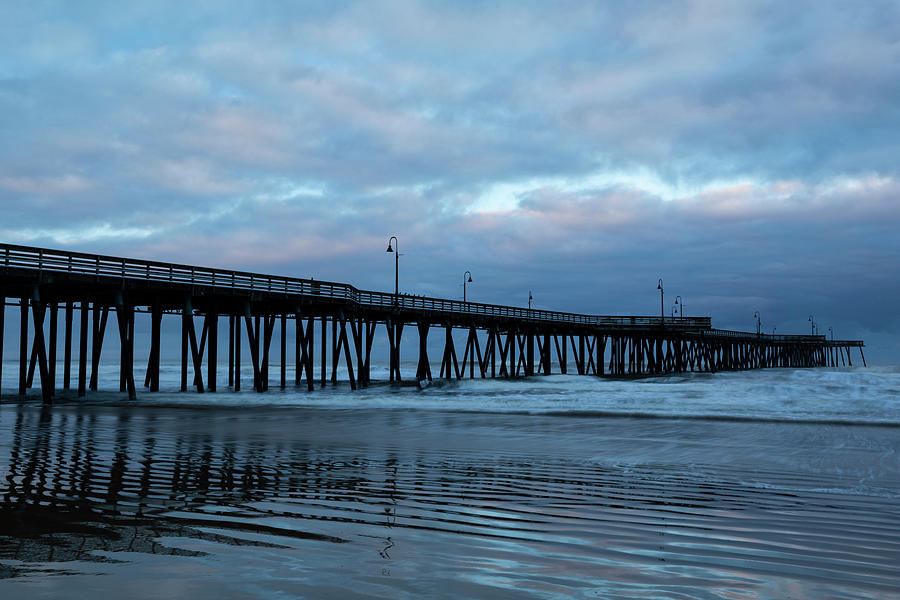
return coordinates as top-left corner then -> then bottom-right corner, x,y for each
2,366 -> 899,599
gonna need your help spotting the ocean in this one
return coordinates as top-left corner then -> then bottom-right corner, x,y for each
1,363 -> 899,599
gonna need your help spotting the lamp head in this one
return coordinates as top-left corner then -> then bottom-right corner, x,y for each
386,243 -> 393,253
468,275 -> 473,283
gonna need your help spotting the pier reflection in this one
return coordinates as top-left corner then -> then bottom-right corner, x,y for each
1,405 -> 403,576
3,402 -> 739,577
3,403 -> 898,599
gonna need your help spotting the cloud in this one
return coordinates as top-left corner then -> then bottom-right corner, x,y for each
1,1 -> 899,360
0,174 -> 93,195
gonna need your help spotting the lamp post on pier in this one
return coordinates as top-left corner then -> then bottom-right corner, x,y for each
828,326 -> 833,341
675,295 -> 683,319
808,315 -> 815,336
753,311 -> 761,336
528,291 -> 533,310
463,271 -> 472,302
386,236 -> 399,297
657,279 -> 664,323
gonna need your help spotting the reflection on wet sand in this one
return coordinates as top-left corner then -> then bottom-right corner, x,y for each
1,408 -> 297,579
2,404 -> 900,599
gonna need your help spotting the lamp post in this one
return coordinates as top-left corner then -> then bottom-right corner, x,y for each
675,295 -> 683,319
528,291 -> 533,310
386,236 -> 399,297
828,326 -> 833,341
772,326 -> 776,336
808,315 -> 815,336
753,311 -> 761,336
463,271 -> 472,302
657,279 -> 664,323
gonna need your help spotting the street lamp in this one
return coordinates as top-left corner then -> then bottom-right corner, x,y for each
808,315 -> 815,336
753,311 -> 761,336
675,295 -> 683,319
528,291 -> 533,310
657,278 -> 664,322
828,326 -> 833,341
772,326 -> 776,336
463,271 -> 472,302
386,236 -> 399,297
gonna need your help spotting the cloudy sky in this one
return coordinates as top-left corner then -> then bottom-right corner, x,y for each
2,1 -> 899,361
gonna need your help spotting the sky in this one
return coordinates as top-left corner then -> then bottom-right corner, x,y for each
1,1 -> 899,362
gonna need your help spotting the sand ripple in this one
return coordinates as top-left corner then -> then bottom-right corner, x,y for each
1,405 -> 899,599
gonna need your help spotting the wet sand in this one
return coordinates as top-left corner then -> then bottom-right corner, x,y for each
1,402 -> 899,599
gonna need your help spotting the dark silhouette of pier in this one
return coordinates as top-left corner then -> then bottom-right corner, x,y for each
0,243 -> 865,403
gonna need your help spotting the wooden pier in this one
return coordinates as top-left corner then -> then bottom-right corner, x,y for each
0,243 -> 866,403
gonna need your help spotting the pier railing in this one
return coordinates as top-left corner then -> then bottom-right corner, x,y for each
706,329 -> 825,342
704,328 -> 865,345
1,243 -> 712,330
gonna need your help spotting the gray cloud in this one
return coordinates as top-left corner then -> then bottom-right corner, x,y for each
1,0 -> 899,360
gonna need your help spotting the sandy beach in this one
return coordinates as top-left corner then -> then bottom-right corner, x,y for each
2,377 -> 899,599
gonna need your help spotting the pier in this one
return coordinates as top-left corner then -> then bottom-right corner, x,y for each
0,243 -> 866,403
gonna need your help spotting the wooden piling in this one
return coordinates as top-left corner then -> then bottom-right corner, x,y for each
234,313 -> 242,391
30,289 -> 52,404
320,315 -> 327,387
209,306 -> 218,393
78,299 -> 87,397
19,297 -> 27,395
0,295 -> 4,394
